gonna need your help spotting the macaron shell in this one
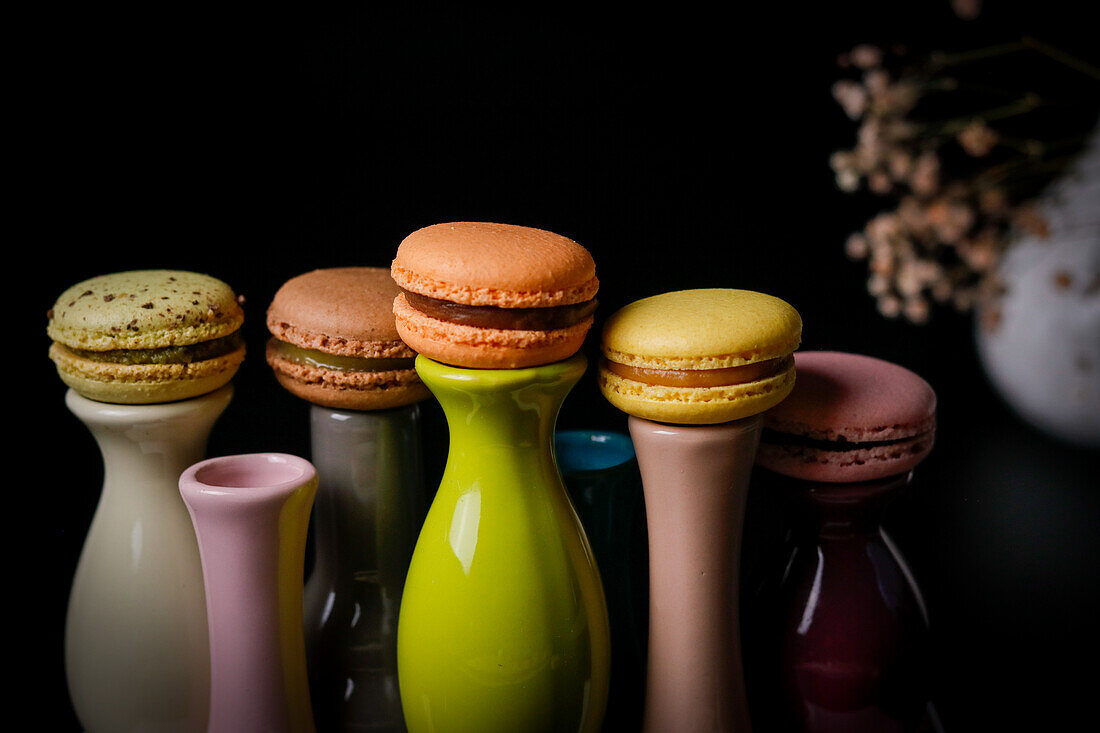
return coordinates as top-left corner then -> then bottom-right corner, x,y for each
266,341 -> 428,410
601,289 -> 802,370
267,322 -> 412,360
48,270 -> 243,351
757,351 -> 937,482
598,359 -> 796,425
755,430 -> 935,483
393,293 -> 592,369
763,351 -> 936,443
49,342 -> 245,404
266,267 -> 415,359
391,222 -> 598,308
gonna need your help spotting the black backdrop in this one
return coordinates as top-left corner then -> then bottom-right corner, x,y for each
22,4 -> 1098,730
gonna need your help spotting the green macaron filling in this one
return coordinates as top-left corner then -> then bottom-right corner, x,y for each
272,340 -> 415,373
67,331 -> 244,365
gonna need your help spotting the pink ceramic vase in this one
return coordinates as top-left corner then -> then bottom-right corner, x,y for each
629,415 -> 762,733
180,453 -> 319,733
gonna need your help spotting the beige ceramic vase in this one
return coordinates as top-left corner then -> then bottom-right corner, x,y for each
64,386 -> 231,732
630,414 -> 762,733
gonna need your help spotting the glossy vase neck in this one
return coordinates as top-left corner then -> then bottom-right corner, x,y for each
786,471 -> 912,537
629,414 -> 762,733
415,353 -> 586,458
67,386 -> 233,499
64,386 -> 232,733
307,403 -> 425,589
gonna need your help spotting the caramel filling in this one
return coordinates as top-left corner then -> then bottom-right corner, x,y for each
402,290 -> 597,331
604,355 -> 792,388
271,340 -> 415,373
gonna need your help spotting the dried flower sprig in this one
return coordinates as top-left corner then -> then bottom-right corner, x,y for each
830,32 -> 1099,324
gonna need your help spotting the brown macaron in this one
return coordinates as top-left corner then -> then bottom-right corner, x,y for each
266,267 -> 429,410
391,222 -> 599,368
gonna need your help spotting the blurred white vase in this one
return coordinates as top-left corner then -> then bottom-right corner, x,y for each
975,123 -> 1100,449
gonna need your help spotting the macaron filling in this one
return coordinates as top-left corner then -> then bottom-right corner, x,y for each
269,339 -> 415,373
59,331 -> 244,365
602,355 -> 792,388
761,427 -> 933,452
401,290 -> 597,331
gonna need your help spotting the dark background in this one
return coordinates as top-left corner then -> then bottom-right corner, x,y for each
22,4 -> 1097,730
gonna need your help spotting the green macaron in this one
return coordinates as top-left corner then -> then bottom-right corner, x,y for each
47,270 -> 246,403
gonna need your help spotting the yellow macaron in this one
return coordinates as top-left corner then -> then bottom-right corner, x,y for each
598,289 -> 801,424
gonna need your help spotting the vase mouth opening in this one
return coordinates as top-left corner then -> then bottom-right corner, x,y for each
555,430 -> 636,474
185,453 -> 316,495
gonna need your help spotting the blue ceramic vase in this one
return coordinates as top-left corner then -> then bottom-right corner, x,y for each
555,430 -> 648,731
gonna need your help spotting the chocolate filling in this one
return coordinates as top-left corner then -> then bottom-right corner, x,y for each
271,340 -> 415,373
402,290 -> 597,331
67,331 -> 243,365
761,428 -> 930,452
604,355 -> 792,388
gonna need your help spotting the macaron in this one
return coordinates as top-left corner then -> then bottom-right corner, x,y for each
47,269 -> 246,404
266,267 -> 429,410
755,351 -> 936,482
598,289 -> 801,425
391,222 -> 599,369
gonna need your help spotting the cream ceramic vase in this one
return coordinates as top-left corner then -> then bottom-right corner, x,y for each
64,385 -> 232,733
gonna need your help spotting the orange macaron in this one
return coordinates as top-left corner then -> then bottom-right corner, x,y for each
266,267 -> 430,410
391,222 -> 599,368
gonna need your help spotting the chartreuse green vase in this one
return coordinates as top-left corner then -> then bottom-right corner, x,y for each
397,354 -> 610,733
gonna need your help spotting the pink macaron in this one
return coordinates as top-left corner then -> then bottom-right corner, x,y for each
755,351 -> 936,483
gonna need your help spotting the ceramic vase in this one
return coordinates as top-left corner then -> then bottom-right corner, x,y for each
974,121 -> 1100,448
180,452 -> 319,733
629,414 -> 762,733
747,470 -> 940,733
64,385 -> 232,733
397,354 -> 610,732
304,403 -> 427,732
555,429 -> 647,732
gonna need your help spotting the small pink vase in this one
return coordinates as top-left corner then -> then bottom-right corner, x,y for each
179,453 -> 319,733
630,415 -> 762,732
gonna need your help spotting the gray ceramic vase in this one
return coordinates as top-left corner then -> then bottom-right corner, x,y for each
303,403 -> 428,732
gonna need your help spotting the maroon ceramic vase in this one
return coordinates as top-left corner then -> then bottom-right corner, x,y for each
748,469 -> 941,733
